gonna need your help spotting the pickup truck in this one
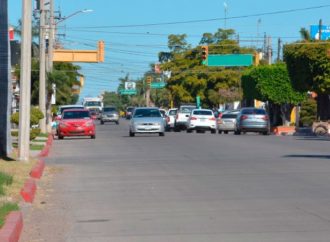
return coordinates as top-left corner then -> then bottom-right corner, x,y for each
174,105 -> 196,131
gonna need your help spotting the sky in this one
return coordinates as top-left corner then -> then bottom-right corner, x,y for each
8,0 -> 330,100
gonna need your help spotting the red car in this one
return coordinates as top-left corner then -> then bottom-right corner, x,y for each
57,109 -> 96,139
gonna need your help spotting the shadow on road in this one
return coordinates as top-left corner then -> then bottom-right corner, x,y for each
295,136 -> 330,142
283,154 -> 330,159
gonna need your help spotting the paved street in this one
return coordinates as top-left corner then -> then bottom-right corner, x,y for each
23,120 -> 330,242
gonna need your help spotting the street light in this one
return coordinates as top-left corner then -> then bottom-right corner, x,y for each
55,9 -> 93,25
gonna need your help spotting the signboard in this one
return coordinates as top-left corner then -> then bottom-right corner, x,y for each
196,96 -> 201,108
150,82 -> 166,89
124,81 -> 136,90
310,25 -> 330,40
119,89 -> 137,95
207,54 -> 253,67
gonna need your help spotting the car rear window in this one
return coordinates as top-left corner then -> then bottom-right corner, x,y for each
193,110 -> 213,116
133,109 -> 161,118
103,107 -> 116,112
241,109 -> 266,115
63,111 -> 90,119
221,114 -> 237,119
180,106 -> 196,113
168,110 -> 177,115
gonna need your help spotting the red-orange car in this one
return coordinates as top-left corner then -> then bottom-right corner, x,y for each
57,109 -> 96,139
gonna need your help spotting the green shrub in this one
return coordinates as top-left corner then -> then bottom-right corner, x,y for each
30,128 -> 41,140
0,172 -> 13,196
11,131 -> 18,137
300,98 -> 317,127
10,107 -> 45,127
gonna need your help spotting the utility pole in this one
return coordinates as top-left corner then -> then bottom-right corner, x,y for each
46,0 -> 55,132
277,38 -> 282,62
39,0 -> 46,133
318,19 -> 323,40
267,36 -> 272,65
18,0 -> 32,161
224,2 -> 228,29
263,32 -> 267,57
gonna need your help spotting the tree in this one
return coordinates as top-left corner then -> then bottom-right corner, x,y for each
299,27 -> 311,41
168,34 -> 190,53
241,64 -> 305,126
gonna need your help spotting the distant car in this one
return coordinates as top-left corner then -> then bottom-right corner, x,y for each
126,107 -> 134,119
89,110 -> 98,120
129,107 -> 165,137
57,109 -> 96,139
174,105 -> 196,131
217,110 -> 240,134
186,109 -> 217,133
235,108 -> 270,135
165,108 -> 178,131
100,107 -> 119,125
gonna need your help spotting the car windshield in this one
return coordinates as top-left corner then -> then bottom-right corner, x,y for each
221,114 -> 237,119
127,108 -> 134,112
62,111 -> 90,119
60,106 -> 84,114
180,106 -> 196,113
242,109 -> 266,115
168,110 -> 177,116
103,107 -> 116,112
133,109 -> 161,118
85,101 -> 101,107
193,110 -> 213,116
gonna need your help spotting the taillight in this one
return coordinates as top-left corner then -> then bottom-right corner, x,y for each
166,116 -> 170,123
262,115 -> 269,121
209,117 -> 216,121
218,113 -> 223,118
240,115 -> 248,120
190,116 -> 197,120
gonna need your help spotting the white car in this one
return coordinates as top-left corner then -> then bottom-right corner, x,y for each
165,108 -> 178,131
186,109 -> 217,134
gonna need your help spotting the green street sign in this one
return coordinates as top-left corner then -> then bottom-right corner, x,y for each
150,82 -> 166,89
119,89 -> 137,95
207,54 -> 253,67
196,96 -> 201,108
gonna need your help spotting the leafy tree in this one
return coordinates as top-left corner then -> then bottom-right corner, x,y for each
168,34 -> 190,53
241,63 -> 305,125
300,98 -> 317,127
299,27 -> 311,41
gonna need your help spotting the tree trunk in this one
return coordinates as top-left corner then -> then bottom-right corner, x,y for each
280,103 -> 294,126
0,0 -> 13,157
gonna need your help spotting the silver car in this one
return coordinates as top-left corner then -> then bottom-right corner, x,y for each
100,107 -> 119,125
129,107 -> 165,137
217,110 -> 239,134
235,108 -> 270,135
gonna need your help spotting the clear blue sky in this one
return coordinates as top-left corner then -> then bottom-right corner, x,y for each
8,0 -> 330,99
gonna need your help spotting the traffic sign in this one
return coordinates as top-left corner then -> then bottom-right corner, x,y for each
119,89 -> 137,95
207,54 -> 253,67
150,82 -> 166,89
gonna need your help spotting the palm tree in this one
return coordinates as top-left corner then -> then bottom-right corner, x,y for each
0,0 -> 12,157
299,28 -> 311,41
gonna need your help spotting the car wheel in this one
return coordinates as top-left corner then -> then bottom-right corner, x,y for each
224,131 -> 228,134
91,135 -> 96,139
116,121 -> 119,125
129,131 -> 135,137
100,121 -> 104,125
211,129 -> 216,134
234,130 -> 241,135
174,127 -> 181,132
159,132 -> 165,137
186,129 -> 193,133
262,130 -> 270,135
58,135 -> 64,140
218,130 -> 222,134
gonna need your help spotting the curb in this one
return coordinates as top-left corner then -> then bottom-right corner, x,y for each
38,134 -> 53,158
30,159 -> 45,179
0,211 -> 23,242
20,179 -> 37,203
272,126 -> 296,136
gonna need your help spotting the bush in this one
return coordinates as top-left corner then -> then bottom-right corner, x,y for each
30,128 -> 41,140
10,107 -> 45,127
300,98 -> 317,127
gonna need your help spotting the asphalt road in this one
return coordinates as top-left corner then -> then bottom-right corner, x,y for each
25,119 -> 330,242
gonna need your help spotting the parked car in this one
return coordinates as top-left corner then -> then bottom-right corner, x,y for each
217,110 -> 240,134
100,106 -> 119,125
186,109 -> 217,133
165,108 -> 178,131
174,105 -> 196,131
129,107 -> 165,137
57,109 -> 96,139
159,108 -> 167,127
235,108 -> 270,135
126,107 -> 135,119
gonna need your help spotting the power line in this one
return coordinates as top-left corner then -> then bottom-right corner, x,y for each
61,4 -> 330,29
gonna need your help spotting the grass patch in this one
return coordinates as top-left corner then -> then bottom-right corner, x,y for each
37,133 -> 49,137
0,203 -> 19,228
12,143 -> 44,150
0,172 -> 13,195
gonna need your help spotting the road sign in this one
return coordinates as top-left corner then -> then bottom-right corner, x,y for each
125,81 -> 136,90
119,89 -> 137,95
196,96 -> 201,108
150,82 -> 166,89
207,54 -> 253,67
310,25 -> 330,40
